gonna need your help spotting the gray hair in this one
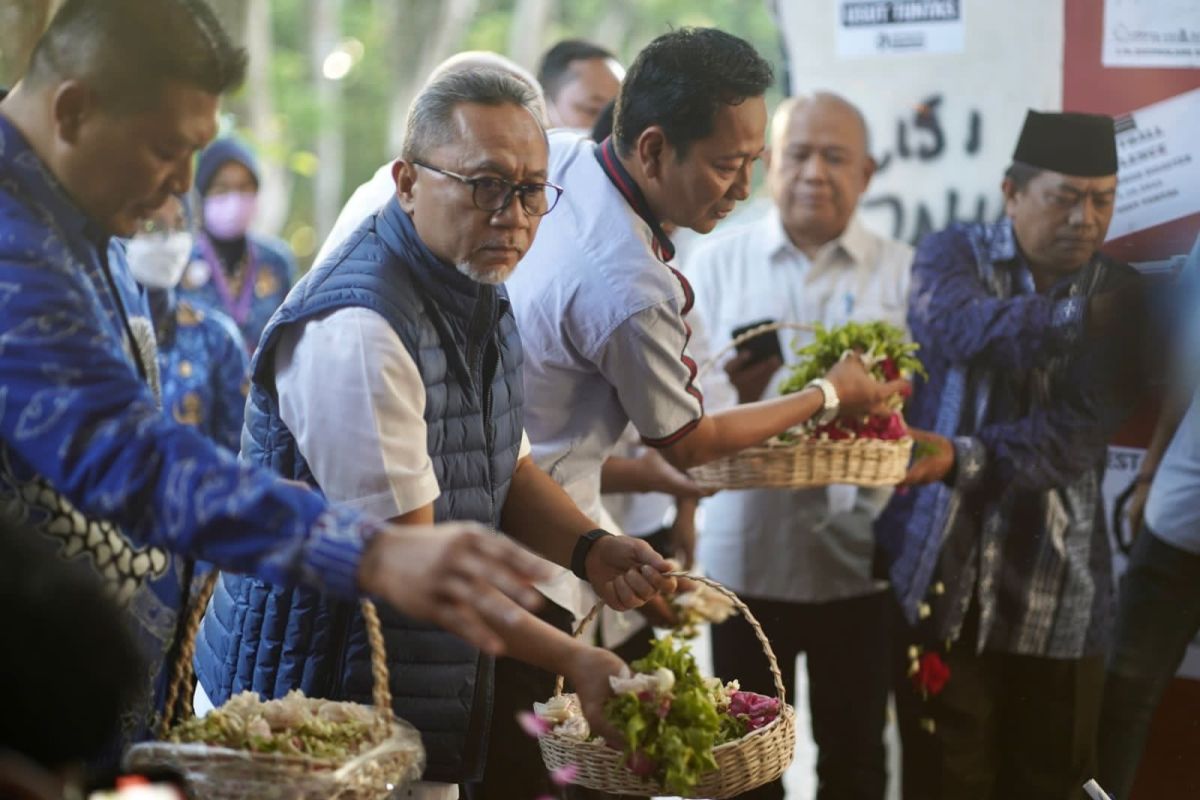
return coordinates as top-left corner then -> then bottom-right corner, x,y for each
402,67 -> 546,162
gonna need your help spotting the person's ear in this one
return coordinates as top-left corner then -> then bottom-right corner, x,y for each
636,126 -> 669,180
394,159 -> 419,213
1001,177 -> 1020,216
860,154 -> 877,191
51,81 -> 96,146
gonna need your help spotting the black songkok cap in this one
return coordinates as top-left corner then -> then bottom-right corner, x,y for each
1012,110 -> 1118,177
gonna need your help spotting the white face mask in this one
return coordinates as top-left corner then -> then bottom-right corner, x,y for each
127,232 -> 194,289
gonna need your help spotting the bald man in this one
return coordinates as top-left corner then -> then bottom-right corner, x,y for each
686,93 -> 913,800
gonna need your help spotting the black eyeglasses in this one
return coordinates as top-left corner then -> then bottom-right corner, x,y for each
413,161 -> 564,217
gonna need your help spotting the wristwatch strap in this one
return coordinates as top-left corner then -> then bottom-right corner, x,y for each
571,529 -> 614,581
805,377 -> 840,426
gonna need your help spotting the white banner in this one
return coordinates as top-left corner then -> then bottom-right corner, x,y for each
1108,88 -> 1200,241
836,0 -> 965,58
1103,0 -> 1200,69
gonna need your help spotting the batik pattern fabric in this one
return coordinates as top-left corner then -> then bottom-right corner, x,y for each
875,219 -> 1139,658
155,294 -> 250,454
179,232 -> 297,353
0,114 -> 373,759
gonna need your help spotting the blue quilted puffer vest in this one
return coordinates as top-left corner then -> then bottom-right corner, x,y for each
193,198 -> 525,783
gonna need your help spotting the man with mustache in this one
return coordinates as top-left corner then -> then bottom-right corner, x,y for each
684,92 -> 913,800
195,68 -> 679,800
0,0 -> 554,769
503,31 -> 909,800
876,110 -> 1144,798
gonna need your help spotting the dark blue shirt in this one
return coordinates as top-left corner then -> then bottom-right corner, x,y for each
877,219 -> 1138,657
179,232 -> 296,353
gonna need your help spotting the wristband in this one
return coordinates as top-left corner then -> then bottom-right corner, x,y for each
804,378 -> 840,426
571,529 -> 614,581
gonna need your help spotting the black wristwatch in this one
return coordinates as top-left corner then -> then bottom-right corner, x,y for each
571,529 -> 614,580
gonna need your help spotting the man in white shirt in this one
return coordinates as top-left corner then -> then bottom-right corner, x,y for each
198,68 -> 677,800
507,31 -> 907,629
686,93 -> 913,800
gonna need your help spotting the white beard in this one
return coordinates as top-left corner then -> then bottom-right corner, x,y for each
456,260 -> 515,286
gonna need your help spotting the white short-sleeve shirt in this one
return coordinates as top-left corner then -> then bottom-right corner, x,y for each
273,306 -> 531,519
505,133 -> 707,614
684,209 -> 913,603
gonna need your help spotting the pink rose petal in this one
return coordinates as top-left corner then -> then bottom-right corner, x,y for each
516,710 -> 552,738
550,764 -> 580,786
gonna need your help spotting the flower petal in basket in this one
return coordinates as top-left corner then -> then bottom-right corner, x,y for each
538,573 -> 797,799
688,436 -> 913,490
538,704 -> 796,799
126,716 -> 425,800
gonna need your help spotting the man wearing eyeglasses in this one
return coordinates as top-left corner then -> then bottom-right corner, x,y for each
194,68 -> 678,800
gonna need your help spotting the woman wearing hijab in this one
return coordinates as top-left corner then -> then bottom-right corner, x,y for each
179,136 -> 297,354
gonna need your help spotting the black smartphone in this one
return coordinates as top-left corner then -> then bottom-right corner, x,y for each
731,318 -> 783,366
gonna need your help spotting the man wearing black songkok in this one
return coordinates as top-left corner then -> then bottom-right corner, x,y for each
875,110 -> 1144,798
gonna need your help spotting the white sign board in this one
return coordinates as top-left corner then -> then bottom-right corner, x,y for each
1103,0 -> 1200,69
777,0 -> 1061,245
836,0 -> 965,58
1107,88 -> 1200,241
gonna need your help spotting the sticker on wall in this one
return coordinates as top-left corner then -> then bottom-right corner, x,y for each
836,0 -> 965,58
1107,87 -> 1200,241
1102,0 -> 1200,69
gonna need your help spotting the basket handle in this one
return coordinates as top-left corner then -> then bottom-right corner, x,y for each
158,573 -> 392,738
696,321 -> 814,380
552,572 -> 787,707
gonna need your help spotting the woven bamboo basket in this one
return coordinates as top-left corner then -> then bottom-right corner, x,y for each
126,574 -> 424,800
538,572 -> 796,798
688,321 -> 913,489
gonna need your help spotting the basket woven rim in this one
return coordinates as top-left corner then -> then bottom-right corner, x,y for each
129,710 -> 406,770
749,434 -> 913,451
127,740 -> 343,770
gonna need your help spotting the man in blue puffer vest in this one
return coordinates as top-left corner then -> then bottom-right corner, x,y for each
195,68 -> 678,798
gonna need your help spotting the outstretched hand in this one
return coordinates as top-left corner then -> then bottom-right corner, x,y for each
358,522 -> 552,655
824,353 -> 910,416
901,428 -> 955,486
565,645 -> 627,747
586,534 -> 679,611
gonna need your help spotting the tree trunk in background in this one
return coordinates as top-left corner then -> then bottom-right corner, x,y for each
384,0 -> 479,158
507,0 -> 556,72
593,0 -> 635,55
310,0 -> 345,243
208,0 -> 248,45
0,0 -> 53,88
246,0 -> 291,237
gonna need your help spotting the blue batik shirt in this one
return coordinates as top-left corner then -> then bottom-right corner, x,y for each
876,219 -> 1140,658
178,232 -> 296,354
0,111 -> 374,755
149,290 -> 249,453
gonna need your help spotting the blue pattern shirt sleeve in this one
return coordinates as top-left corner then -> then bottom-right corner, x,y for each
0,258 -> 373,600
949,289 -> 1133,493
908,226 -> 1085,373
